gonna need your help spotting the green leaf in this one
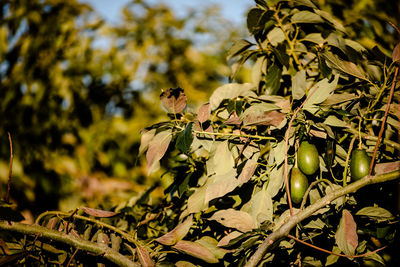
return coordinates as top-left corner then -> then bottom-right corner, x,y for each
323,115 -> 348,127
292,70 -> 306,100
266,165 -> 285,198
291,11 -> 324,24
335,209 -> 358,255
247,8 -> 265,34
304,75 -> 339,113
176,123 -> 194,153
209,83 -> 256,110
205,170 -> 239,202
314,10 -> 347,33
207,141 -> 235,176
267,27 -> 285,46
293,0 -> 317,9
195,236 -> 226,259
248,189 -> 273,225
264,64 -> 282,95
302,33 -> 324,45
356,206 -> 394,222
227,39 -> 254,61
322,52 -> 370,82
325,247 -> 340,266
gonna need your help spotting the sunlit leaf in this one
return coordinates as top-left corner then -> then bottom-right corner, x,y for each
267,28 -> 285,46
210,209 -> 257,232
205,170 -> 238,202
292,11 -> 324,24
197,103 -> 210,123
227,39 -> 254,61
323,115 -> 348,127
209,83 -> 256,110
292,70 -> 306,100
139,129 -> 156,155
156,216 -> 193,246
146,129 -> 172,174
173,240 -> 219,264
304,75 -> 339,113
356,206 -> 394,222
322,52 -> 370,82
248,189 -> 273,224
238,158 -> 258,184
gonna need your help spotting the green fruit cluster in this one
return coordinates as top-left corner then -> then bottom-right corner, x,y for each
290,141 -> 319,204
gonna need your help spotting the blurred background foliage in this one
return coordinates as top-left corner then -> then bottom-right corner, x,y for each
0,0 -> 399,218
0,0 -> 242,216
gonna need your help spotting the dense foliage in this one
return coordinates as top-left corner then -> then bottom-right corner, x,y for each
1,0 -> 400,266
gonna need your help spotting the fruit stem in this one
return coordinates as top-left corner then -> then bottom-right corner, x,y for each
343,135 -> 357,187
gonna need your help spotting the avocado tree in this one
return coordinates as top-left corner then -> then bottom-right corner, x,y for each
0,0 -> 399,266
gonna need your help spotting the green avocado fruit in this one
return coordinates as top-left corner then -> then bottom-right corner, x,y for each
290,168 -> 309,204
350,149 -> 371,181
297,141 -> 320,175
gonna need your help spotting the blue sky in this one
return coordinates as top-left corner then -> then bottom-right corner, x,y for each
83,0 -> 253,25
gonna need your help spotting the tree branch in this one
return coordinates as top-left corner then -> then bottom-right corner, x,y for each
0,222 -> 139,267
245,169 -> 400,267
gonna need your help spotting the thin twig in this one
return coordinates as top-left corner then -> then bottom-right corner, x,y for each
284,86 -> 319,216
343,135 -> 357,187
66,208 -> 79,234
66,248 -> 79,266
368,67 -> 398,176
288,234 -> 387,258
299,179 -> 333,210
5,132 -> 13,203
